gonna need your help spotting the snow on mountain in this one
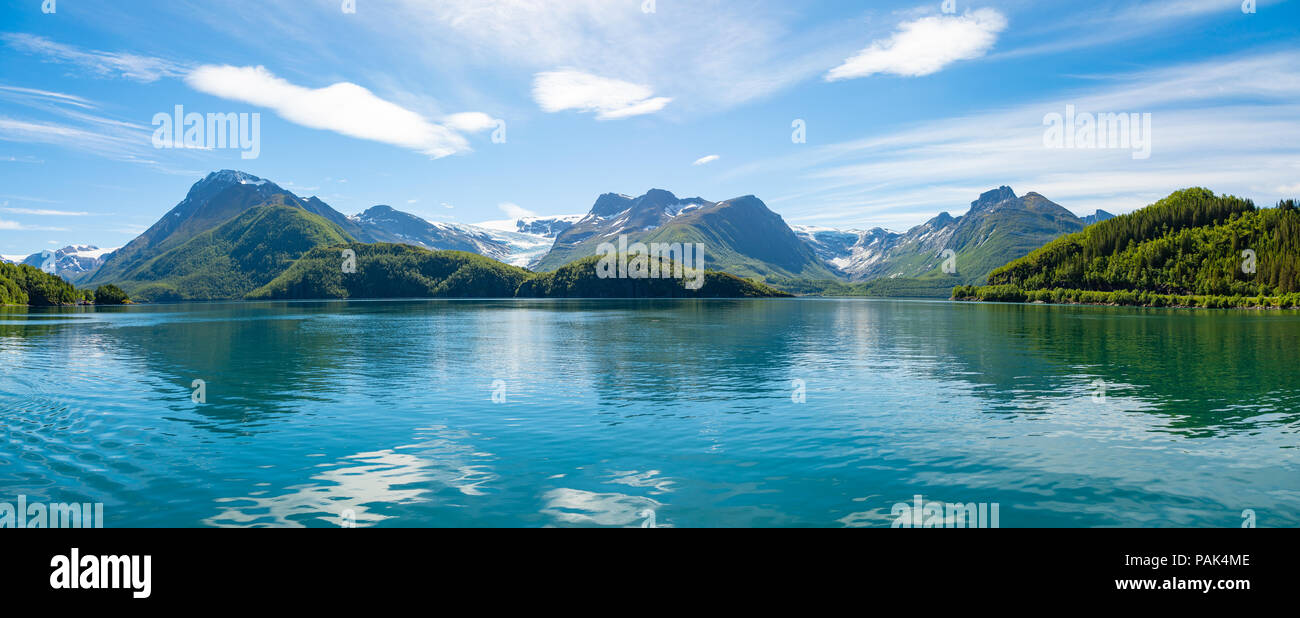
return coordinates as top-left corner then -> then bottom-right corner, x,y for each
18,244 -> 120,282
351,205 -> 558,268
515,215 -> 583,237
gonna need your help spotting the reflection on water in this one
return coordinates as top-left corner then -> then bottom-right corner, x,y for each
1,299 -> 1298,527
205,426 -> 498,528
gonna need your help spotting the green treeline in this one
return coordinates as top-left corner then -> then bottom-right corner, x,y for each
954,189 -> 1300,308
0,262 -> 87,306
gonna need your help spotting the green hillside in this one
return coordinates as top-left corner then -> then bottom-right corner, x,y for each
249,243 -> 531,300
517,254 -> 791,298
954,189 -> 1300,308
112,201 -> 352,302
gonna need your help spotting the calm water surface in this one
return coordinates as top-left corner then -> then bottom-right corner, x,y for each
1,299 -> 1297,527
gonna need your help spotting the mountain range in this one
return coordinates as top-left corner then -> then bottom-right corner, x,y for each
82,170 -> 572,299
794,186 -> 1113,285
41,170 -> 1116,301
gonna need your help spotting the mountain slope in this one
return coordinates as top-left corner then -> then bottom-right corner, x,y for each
956,189 -> 1300,306
640,195 -> 839,280
113,200 -> 352,301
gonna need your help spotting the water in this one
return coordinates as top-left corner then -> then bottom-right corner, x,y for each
1,299 -> 1297,528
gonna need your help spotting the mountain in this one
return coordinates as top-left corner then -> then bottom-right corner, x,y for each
533,189 -> 838,280
112,200 -> 352,302
956,190 -> 1300,308
19,245 -> 118,283
1083,210 -> 1116,226
794,186 -> 1087,286
353,205 -> 564,267
89,170 -> 308,284
534,190 -> 711,271
352,205 -> 510,254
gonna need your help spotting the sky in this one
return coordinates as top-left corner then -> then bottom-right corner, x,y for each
1,0 -> 1298,258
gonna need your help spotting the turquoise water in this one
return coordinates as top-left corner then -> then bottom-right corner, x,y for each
1,299 -> 1297,528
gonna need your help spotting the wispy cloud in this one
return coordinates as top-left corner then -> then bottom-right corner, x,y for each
185,65 -> 498,158
2,33 -> 188,83
0,219 -> 68,232
693,155 -> 720,166
532,70 -> 671,120
387,0 -> 858,111
1,207 -> 90,216
827,9 -> 1008,81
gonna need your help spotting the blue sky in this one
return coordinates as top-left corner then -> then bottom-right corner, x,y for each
1,0 -> 1298,258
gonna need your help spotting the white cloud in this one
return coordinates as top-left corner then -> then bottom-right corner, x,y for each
2,33 -> 188,83
532,70 -> 671,120
693,155 -> 720,166
185,65 -> 493,158
827,9 -> 1007,81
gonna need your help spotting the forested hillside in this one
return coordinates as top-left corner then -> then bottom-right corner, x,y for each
248,244 -> 532,300
0,262 -> 84,306
955,189 -> 1300,308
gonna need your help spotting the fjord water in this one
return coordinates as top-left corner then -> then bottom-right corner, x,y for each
2,299 -> 1297,528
